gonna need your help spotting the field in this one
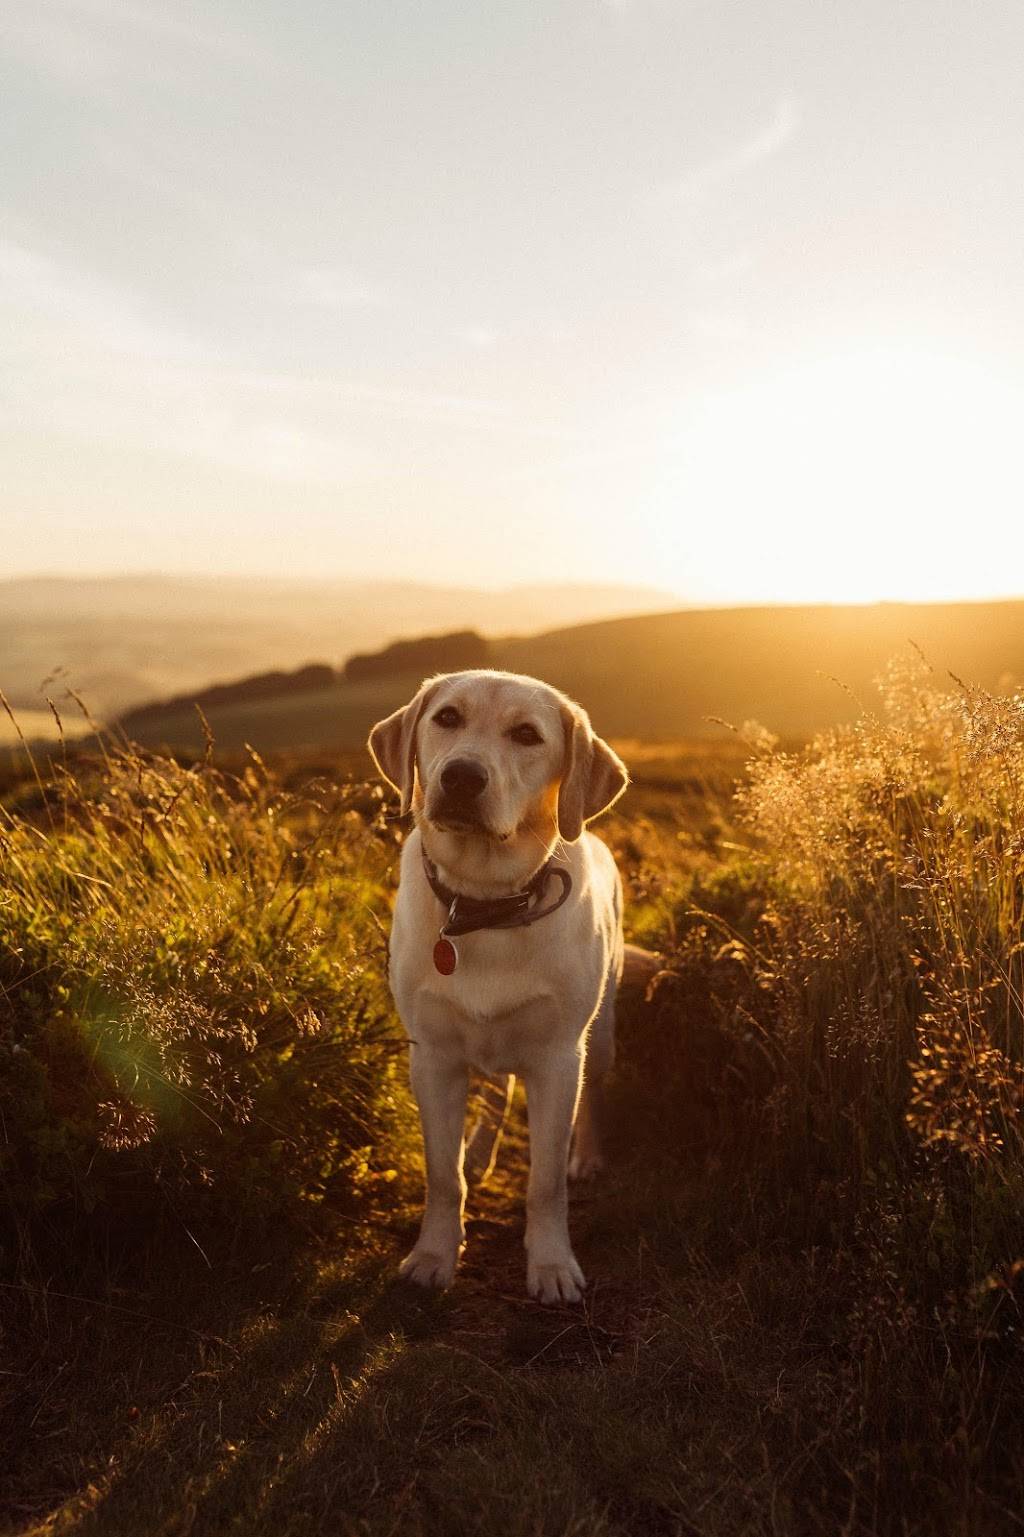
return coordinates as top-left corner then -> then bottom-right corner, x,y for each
3,660 -> 1024,1537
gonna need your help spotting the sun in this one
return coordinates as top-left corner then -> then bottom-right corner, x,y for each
650,346 -> 1024,606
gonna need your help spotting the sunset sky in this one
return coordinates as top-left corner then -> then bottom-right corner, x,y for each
4,0 -> 1024,604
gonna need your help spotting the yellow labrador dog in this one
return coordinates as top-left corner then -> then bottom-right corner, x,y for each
369,670 -> 628,1304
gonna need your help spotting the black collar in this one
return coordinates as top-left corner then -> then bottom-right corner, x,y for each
421,850 -> 572,938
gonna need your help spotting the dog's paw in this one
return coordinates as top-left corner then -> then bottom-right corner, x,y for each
527,1253 -> 586,1306
398,1244 -> 460,1290
568,1148 -> 605,1181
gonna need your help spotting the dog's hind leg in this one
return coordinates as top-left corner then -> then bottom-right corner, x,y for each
464,1073 -> 515,1185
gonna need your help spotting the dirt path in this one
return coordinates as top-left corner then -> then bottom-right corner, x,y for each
438,1116 -> 651,1374
5,1096 -> 665,1537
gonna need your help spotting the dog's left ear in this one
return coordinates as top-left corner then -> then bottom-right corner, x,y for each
557,702 -> 629,843
367,679 -> 439,815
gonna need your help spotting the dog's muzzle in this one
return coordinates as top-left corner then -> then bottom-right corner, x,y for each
439,759 -> 488,799
432,758 -> 489,829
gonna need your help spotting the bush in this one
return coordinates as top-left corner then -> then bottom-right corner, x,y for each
627,653 -> 1024,1280
738,654 -> 1024,1179
0,729 -> 409,1277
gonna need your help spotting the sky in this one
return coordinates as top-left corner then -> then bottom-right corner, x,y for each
3,0 -> 1024,604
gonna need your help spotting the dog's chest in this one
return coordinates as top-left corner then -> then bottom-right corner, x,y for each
391,927 -> 588,1074
456,1001 -> 560,1078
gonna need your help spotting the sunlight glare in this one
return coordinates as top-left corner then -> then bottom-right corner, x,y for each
651,348 -> 1024,604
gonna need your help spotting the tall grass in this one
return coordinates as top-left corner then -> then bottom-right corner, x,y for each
4,665 -> 1024,1534
599,656 -> 1024,1530
0,719 -> 408,1283
738,652 -> 1024,1183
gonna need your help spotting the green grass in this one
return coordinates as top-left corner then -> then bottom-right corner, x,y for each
4,663 -> 1024,1536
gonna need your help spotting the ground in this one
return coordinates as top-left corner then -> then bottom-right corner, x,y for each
1,1090 -> 848,1537
10,1090 -> 1020,1537
5,726 -> 1024,1537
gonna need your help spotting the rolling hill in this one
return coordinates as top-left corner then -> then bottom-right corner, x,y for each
110,599 -> 1024,754
0,574 -> 672,723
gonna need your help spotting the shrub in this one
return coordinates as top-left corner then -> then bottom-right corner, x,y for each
630,653 -> 1024,1282
0,721 -> 409,1278
737,654 -> 1024,1178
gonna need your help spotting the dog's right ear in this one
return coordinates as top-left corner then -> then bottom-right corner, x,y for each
367,680 -> 438,815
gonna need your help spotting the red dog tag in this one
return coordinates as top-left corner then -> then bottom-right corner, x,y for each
433,937 -> 458,975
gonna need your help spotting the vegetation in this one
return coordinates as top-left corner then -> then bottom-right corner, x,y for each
0,710 -> 410,1279
3,655 -> 1024,1535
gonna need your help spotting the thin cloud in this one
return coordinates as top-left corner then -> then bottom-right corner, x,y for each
0,241 -> 584,490
652,98 -> 800,205
2,8 -> 110,83
686,310 -> 749,343
66,0 -> 262,60
292,267 -> 385,311
458,326 -> 501,349
0,238 -> 208,362
247,372 -> 587,443
0,240 -> 355,483
2,0 -> 268,85
696,250 -> 755,282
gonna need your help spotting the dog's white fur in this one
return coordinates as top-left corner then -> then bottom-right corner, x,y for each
368,669 -> 628,1304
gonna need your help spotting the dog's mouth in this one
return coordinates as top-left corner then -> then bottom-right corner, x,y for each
432,814 -> 485,835
425,794 -> 513,842
426,792 -> 487,834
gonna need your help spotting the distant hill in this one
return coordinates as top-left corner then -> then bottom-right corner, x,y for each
343,630 -> 489,683
111,600 -> 1024,755
0,575 -> 672,722
117,631 -> 491,735
121,664 -> 338,731
498,602 -> 1024,737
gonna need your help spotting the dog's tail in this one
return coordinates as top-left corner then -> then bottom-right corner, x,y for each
621,942 -> 663,990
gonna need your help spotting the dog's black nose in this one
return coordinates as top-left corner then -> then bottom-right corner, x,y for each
440,759 -> 488,799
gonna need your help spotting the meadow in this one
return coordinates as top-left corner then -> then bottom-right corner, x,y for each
2,656 -> 1024,1537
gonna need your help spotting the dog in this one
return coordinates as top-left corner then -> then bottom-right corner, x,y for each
368,669 -> 628,1304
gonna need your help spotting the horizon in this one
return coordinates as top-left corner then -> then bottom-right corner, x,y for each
7,568 -> 1024,614
5,1 -> 1024,605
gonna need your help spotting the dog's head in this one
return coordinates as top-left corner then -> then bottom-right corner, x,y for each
368,670 -> 627,875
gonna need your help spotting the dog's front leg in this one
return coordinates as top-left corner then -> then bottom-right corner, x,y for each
523,1051 -> 586,1304
400,1045 -> 469,1289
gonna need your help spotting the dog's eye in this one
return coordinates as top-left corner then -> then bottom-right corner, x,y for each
510,723 -> 543,746
432,706 -> 462,729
